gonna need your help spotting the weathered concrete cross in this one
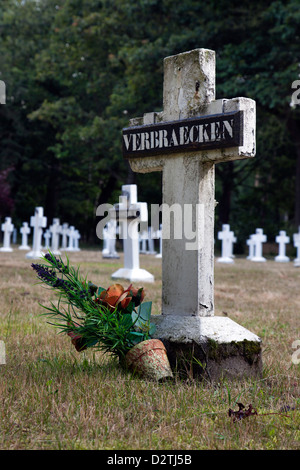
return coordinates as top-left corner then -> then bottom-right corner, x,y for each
123,49 -> 261,379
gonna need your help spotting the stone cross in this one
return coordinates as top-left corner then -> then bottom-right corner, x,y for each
26,207 -> 47,259
293,227 -> 300,267
275,230 -> 290,263
246,234 -> 255,260
123,48 -> 261,380
0,217 -> 14,252
217,224 -> 236,264
139,229 -> 148,254
251,228 -> 267,262
147,227 -> 157,255
43,229 -> 51,249
111,184 -> 154,282
102,220 -> 119,258
60,223 -> 69,250
49,218 -> 62,255
65,226 -> 76,251
19,222 -> 31,250
73,229 -> 81,251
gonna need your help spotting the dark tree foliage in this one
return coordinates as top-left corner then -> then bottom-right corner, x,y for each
0,0 -> 299,247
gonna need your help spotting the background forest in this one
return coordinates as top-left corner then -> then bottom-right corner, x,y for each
0,0 -> 299,250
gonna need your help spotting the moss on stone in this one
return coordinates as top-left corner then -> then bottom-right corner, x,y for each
206,338 -> 261,365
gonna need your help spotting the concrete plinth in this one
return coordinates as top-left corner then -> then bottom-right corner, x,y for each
152,315 -> 262,381
111,267 -> 154,283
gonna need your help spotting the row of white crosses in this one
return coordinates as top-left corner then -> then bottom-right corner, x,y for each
217,224 -> 300,265
0,208 -> 80,258
25,208 -> 81,259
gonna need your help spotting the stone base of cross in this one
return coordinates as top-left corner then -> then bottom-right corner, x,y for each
123,49 -> 262,380
111,185 -> 154,283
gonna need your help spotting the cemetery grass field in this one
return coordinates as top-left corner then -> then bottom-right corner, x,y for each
0,249 -> 299,450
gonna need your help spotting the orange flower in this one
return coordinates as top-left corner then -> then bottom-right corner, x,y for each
97,283 -> 132,311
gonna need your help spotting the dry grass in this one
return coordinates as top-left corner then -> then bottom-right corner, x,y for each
0,249 -> 299,450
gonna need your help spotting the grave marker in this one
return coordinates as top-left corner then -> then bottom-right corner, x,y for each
73,229 -> 81,251
0,217 -> 14,252
123,48 -> 261,380
43,229 -> 51,250
246,234 -> 255,260
275,230 -> 290,263
102,220 -> 119,258
139,230 -> 148,254
26,207 -> 47,259
217,224 -> 236,264
60,223 -> 69,250
111,184 -> 154,282
49,218 -> 62,255
19,222 -> 31,250
293,227 -> 300,267
65,226 -> 76,251
251,228 -> 267,262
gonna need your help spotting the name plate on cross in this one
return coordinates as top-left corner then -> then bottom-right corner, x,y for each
123,111 -> 243,158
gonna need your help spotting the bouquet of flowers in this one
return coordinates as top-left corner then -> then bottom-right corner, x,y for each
31,252 -> 156,361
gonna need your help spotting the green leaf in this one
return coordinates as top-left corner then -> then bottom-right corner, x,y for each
136,301 -> 152,323
97,286 -> 106,296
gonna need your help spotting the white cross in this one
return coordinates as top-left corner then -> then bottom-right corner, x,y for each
246,234 -> 255,260
139,229 -> 148,254
49,218 -> 62,255
146,227 -> 157,255
217,224 -> 236,264
123,48 -> 261,377
19,222 -> 31,250
293,227 -> 300,266
73,229 -> 81,251
102,219 -> 119,258
43,229 -> 51,249
65,226 -> 76,251
275,230 -> 290,263
0,217 -> 14,252
26,207 -> 47,259
111,184 -> 154,282
251,228 -> 267,262
60,223 -> 69,250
